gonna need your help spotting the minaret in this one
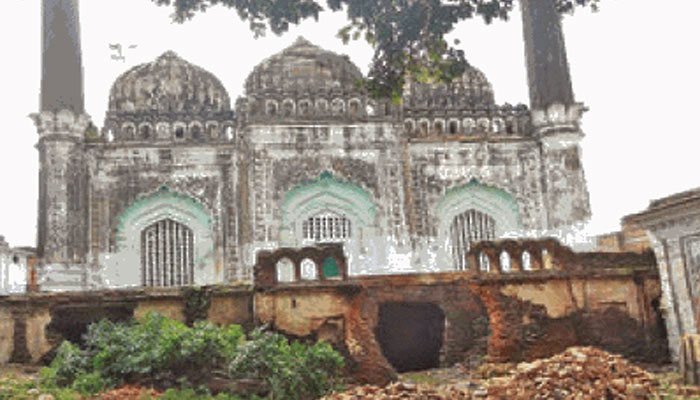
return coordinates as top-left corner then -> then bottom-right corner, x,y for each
31,0 -> 90,280
520,0 -> 591,229
41,0 -> 84,113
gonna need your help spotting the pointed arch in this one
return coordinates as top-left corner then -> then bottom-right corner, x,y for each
436,180 -> 520,269
104,187 -> 217,287
280,172 -> 376,246
437,180 -> 519,236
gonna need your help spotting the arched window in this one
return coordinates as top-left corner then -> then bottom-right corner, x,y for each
298,100 -> 311,116
448,120 -> 459,135
191,125 -> 201,140
282,100 -> 294,117
349,100 -> 360,116
404,120 -> 415,133
141,218 -> 194,287
434,121 -> 444,136
450,209 -> 496,270
302,211 -> 351,242
266,101 -> 278,116
208,124 -> 218,138
140,125 -> 151,139
419,120 -> 429,136
125,125 -> 135,139
331,99 -> 345,116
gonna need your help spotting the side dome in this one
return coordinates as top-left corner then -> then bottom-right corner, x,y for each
402,65 -> 495,109
238,37 -> 392,124
244,37 -> 363,95
400,65 -> 532,138
103,51 -> 235,143
108,51 -> 231,115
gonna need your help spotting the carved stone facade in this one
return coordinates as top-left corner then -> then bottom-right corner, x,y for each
33,37 -> 591,290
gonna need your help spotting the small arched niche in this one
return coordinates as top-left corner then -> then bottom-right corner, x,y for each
276,258 -> 295,283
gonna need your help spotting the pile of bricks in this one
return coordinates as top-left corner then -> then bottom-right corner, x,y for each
321,381 -> 472,399
485,346 -> 656,399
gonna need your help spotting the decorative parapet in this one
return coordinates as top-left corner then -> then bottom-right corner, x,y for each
466,237 -> 655,276
530,102 -> 586,134
254,243 -> 348,287
254,238 -> 657,288
403,103 -> 532,139
29,109 -> 92,139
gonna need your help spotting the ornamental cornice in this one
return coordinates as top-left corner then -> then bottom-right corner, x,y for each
530,102 -> 586,129
29,109 -> 92,138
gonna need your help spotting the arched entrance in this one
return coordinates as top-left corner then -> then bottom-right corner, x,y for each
376,302 -> 445,372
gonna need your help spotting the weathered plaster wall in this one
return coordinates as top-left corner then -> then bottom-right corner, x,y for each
242,123 -> 407,276
255,289 -> 349,337
133,298 -> 185,322
0,308 -> 13,364
253,240 -> 664,384
88,144 -> 239,288
207,290 -> 253,327
25,308 -> 52,363
0,286 -> 254,365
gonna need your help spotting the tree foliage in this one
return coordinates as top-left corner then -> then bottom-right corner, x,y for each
150,0 -> 599,98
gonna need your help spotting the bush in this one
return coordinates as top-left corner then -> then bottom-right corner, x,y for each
44,341 -> 89,387
70,371 -> 109,395
85,312 -> 244,385
39,313 -> 345,399
43,312 -> 245,390
158,388 -> 250,400
229,328 -> 344,400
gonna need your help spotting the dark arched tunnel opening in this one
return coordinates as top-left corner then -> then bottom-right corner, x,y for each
376,302 -> 445,372
45,303 -> 135,361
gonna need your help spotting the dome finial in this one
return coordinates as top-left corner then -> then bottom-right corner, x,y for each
159,50 -> 179,59
293,36 -> 313,46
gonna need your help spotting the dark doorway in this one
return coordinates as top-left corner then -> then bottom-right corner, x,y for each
376,302 -> 445,372
47,303 -> 135,346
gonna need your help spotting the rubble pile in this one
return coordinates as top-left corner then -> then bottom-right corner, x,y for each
486,346 -> 657,399
96,385 -> 161,400
322,381 -> 471,399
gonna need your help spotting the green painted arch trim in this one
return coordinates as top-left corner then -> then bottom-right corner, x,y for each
281,172 -> 376,229
436,180 -> 521,236
438,180 -> 519,216
284,172 -> 374,205
115,187 -> 213,240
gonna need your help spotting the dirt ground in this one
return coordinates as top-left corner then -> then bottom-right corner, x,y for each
3,357 -> 700,400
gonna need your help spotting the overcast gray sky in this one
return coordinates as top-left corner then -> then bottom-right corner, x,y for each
1,0 -> 698,247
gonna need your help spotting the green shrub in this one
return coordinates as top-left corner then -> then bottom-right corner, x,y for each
69,312 -> 244,387
44,341 -> 89,387
158,388 -> 250,400
70,371 -> 109,395
229,328 -> 344,400
38,313 -> 343,399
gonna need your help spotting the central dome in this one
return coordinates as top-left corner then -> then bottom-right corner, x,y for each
245,37 -> 363,95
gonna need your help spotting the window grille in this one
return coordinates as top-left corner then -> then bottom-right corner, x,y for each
302,212 -> 351,242
141,218 -> 194,287
450,209 -> 496,270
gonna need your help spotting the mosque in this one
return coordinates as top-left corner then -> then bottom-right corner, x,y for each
20,0 -> 591,291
